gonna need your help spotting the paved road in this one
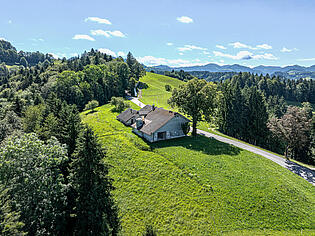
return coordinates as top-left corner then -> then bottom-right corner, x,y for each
128,96 -> 315,185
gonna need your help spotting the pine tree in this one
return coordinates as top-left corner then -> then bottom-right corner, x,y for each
70,126 -> 119,235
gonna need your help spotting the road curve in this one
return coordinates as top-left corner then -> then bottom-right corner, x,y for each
128,96 -> 315,185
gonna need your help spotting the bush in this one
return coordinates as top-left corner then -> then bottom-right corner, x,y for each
165,84 -> 172,92
84,100 -> 99,111
110,97 -> 130,112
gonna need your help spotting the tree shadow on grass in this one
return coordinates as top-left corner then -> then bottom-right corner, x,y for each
85,110 -> 98,115
150,134 -> 241,156
285,160 -> 315,185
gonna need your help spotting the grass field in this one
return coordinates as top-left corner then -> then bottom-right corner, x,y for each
139,72 -> 184,110
81,103 -> 315,235
139,72 -> 315,169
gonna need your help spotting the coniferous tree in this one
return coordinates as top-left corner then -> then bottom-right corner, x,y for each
70,126 -> 119,235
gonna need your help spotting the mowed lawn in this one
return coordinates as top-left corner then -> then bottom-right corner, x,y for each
81,103 -> 315,235
139,72 -> 184,110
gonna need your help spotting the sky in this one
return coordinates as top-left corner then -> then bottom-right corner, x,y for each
1,0 -> 315,68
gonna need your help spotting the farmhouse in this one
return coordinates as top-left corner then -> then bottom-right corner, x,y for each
117,105 -> 190,142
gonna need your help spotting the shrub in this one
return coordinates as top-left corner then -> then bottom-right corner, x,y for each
110,97 -> 130,112
84,100 -> 99,111
165,84 -> 172,92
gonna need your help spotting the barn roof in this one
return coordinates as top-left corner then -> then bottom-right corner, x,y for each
138,105 -> 153,116
116,108 -> 138,123
137,107 -> 190,135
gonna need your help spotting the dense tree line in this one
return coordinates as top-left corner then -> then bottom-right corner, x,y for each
0,40 -> 52,66
0,41 -> 145,234
216,72 -> 314,164
189,71 -> 237,82
164,69 -> 194,81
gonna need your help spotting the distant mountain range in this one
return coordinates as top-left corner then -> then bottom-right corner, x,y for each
147,63 -> 315,74
145,63 -> 315,80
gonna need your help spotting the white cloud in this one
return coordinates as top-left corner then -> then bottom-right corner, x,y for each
178,44 -> 207,52
117,51 -> 126,57
230,42 -> 253,49
8,20 -> 12,24
281,47 -> 298,53
31,38 -> 44,42
98,48 -> 116,57
216,45 -> 227,50
109,30 -> 126,37
229,42 -> 272,50
166,42 -> 173,46
0,37 -> 7,41
85,17 -> 111,25
213,50 -> 277,60
176,16 -> 193,23
136,55 -> 209,67
49,53 -> 67,59
203,51 -> 210,55
256,44 -> 272,50
72,34 -> 95,41
90,29 -> 110,37
179,52 -> 184,55
297,58 -> 315,61
90,29 -> 126,38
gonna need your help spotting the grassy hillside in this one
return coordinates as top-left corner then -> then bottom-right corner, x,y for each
81,103 -> 315,235
139,72 -> 184,110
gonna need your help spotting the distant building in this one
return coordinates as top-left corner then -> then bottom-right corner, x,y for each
117,105 -> 190,142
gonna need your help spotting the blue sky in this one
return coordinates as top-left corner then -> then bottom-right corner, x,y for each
1,0 -> 315,67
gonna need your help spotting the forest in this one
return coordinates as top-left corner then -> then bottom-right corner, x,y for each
215,73 -> 314,164
0,39 -> 145,235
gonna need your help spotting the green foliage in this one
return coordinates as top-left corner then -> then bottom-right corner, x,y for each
23,104 -> 45,133
82,103 -> 315,235
0,110 -> 21,143
143,225 -> 157,236
110,96 -> 130,112
126,52 -> 146,81
0,133 -> 68,235
268,106 -> 313,163
70,126 -> 119,235
165,84 -> 172,92
84,100 -> 99,111
168,78 -> 219,136
0,186 -> 26,235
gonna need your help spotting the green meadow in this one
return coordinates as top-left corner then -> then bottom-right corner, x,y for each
139,72 -> 184,110
82,103 -> 315,235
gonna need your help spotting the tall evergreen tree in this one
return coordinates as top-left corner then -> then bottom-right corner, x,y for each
70,126 -> 119,235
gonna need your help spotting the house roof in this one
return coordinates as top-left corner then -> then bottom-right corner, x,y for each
116,108 -> 138,123
136,107 -> 190,135
138,105 -> 153,116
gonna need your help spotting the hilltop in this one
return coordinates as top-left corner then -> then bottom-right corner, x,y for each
82,101 -> 315,235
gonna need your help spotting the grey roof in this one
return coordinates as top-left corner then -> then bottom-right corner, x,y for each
137,107 -> 190,135
116,108 -> 138,123
138,105 -> 153,116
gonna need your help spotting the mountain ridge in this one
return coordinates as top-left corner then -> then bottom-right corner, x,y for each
147,63 -> 315,75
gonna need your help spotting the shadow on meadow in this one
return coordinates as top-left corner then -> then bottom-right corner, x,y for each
150,134 -> 241,156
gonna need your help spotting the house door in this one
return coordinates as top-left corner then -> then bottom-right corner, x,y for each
157,131 -> 166,140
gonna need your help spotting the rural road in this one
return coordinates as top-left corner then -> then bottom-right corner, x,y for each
128,96 -> 315,185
